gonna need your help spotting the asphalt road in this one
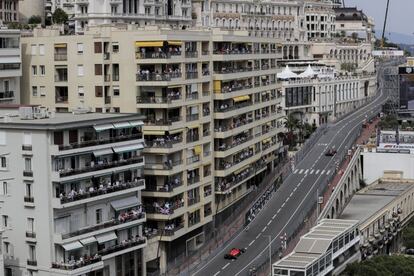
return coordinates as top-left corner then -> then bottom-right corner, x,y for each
192,76 -> 387,276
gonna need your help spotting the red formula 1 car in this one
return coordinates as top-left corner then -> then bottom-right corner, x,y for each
224,248 -> 246,259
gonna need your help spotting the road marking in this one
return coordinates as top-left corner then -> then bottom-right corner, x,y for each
304,169 -> 309,174
281,202 -> 285,208
310,169 -> 314,174
222,263 -> 230,270
267,221 -> 272,226
262,226 -> 267,232
299,169 -> 304,174
256,233 -> 261,239
290,192 -> 294,197
277,209 -> 281,213
326,170 -> 331,175
248,240 -> 255,247
321,170 -> 325,174
316,169 -> 320,174
213,272 -> 220,276
293,187 -> 297,192
272,214 -> 277,219
294,169 -> 299,174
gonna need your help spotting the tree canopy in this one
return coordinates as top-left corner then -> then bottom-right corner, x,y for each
28,15 -> 42,25
341,255 -> 414,276
52,8 -> 68,24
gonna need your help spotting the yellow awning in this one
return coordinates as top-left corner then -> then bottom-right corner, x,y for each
233,95 -> 250,102
194,145 -> 202,155
188,125 -> 199,129
144,130 -> 165,136
168,128 -> 184,135
135,41 -> 163,47
168,40 -> 182,46
54,43 -> 67,48
168,85 -> 182,89
214,80 -> 222,93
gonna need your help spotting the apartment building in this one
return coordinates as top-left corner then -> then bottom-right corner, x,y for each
0,29 -> 21,104
0,0 -> 18,24
334,7 -> 375,43
0,107 -> 146,276
304,0 -> 340,40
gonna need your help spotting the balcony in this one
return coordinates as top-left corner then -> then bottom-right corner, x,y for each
23,170 -> 33,177
187,196 -> 200,206
58,156 -> 144,178
27,260 -> 37,266
24,196 -> 34,203
58,133 -> 143,151
163,223 -> 185,236
186,133 -> 199,143
52,256 -> 102,272
186,114 -> 199,122
61,212 -> 145,240
186,155 -> 200,165
186,72 -> 198,79
59,179 -> 145,205
136,95 -> 181,104
55,74 -> 68,82
145,137 -> 183,149
136,72 -> 181,81
144,116 -> 181,126
144,159 -> 182,170
217,135 -> 253,152
185,52 -> 198,58
215,101 -> 252,114
146,201 -> 184,215
136,51 -> 181,59
144,178 -> 183,193
22,145 -> 32,151
213,49 -> 253,55
0,91 -> 14,101
187,175 -> 200,185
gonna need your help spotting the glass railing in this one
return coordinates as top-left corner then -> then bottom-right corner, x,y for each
136,72 -> 182,81
58,133 -> 143,151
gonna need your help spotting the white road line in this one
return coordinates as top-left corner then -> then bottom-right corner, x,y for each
213,272 -> 221,276
267,221 -> 272,226
277,209 -> 281,213
310,169 -> 314,174
299,169 -> 304,174
294,169 -> 299,174
248,240 -> 255,247
304,169 -> 309,174
256,233 -> 261,239
316,169 -> 320,174
222,263 -> 230,270
290,192 -> 294,197
293,187 -> 297,192
281,202 -> 285,208
326,170 -> 331,175
272,214 -> 277,219
321,170 -> 325,174
262,226 -> 267,232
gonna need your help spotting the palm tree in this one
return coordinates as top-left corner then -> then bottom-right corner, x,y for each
284,115 -> 300,133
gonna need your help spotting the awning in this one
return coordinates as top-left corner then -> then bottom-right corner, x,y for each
214,80 -> 222,93
93,124 -> 114,132
194,145 -> 202,155
113,143 -> 144,153
110,196 -> 140,211
135,41 -> 163,47
80,237 -> 97,246
62,241 -> 83,251
168,40 -> 182,46
96,231 -> 117,244
233,95 -> 250,102
168,85 -> 182,89
113,122 -> 132,129
144,130 -> 165,136
54,43 -> 67,48
188,125 -> 199,129
1,57 -> 20,64
93,148 -> 113,157
129,121 -> 144,127
168,128 -> 184,135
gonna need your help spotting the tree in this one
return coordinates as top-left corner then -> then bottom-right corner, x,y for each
284,115 -> 300,133
341,255 -> 414,276
52,8 -> 68,25
28,15 -> 42,25
403,220 -> 414,249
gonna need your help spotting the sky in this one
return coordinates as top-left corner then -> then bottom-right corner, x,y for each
346,0 -> 413,37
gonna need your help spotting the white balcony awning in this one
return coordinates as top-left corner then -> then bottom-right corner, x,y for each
93,148 -> 113,157
113,143 -> 144,153
80,237 -> 97,246
96,231 -> 117,244
129,120 -> 144,127
110,196 -> 139,211
62,241 -> 83,251
94,124 -> 114,132
1,56 -> 21,64
113,122 -> 132,129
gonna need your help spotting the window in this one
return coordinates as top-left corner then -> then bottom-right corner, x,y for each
113,107 -> 120,113
39,65 -> 45,75
23,132 -> 32,146
113,86 -> 120,96
77,65 -> 84,76
31,65 -> 37,76
28,244 -> 36,261
39,44 -> 45,55
112,43 -> 119,53
95,86 -> 103,97
3,242 -> 9,255
26,183 -> 32,198
1,156 -> 7,168
32,86 -> 37,96
78,86 -> 84,98
3,215 -> 8,227
27,218 -> 34,233
31,44 -> 37,55
0,130 -> 5,145
1,181 -> 7,195
77,43 -> 84,54
94,64 -> 102,75
94,42 -> 102,53
25,158 -> 32,172
96,209 -> 102,224
40,86 -> 45,97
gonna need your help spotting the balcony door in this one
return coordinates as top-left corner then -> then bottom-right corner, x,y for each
69,130 -> 78,144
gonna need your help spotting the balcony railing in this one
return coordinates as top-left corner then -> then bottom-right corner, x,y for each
144,116 -> 181,126
113,74 -> 120,81
27,260 -> 37,266
188,217 -> 200,227
187,175 -> 200,185
55,75 -> 68,82
24,196 -> 34,203
145,201 -> 184,215
144,159 -> 182,170
58,133 -> 142,151
214,67 -> 253,74
26,231 -> 36,238
163,223 -> 184,236
217,135 -> 253,152
105,96 -> 111,104
59,179 -> 145,204
145,138 -> 182,148
186,155 -> 200,165
215,101 -> 252,113
136,51 -> 181,59
136,72 -> 182,81
58,156 -> 144,177
61,212 -> 145,239
213,49 -> 252,55
55,96 -> 68,103
54,53 -> 67,61
186,93 -> 199,100
186,114 -> 199,122
186,72 -> 198,79
0,91 -> 14,99
187,196 -> 200,206
22,145 -> 32,151
145,179 -> 183,193
136,95 -> 181,104
52,256 -> 102,271
186,134 -> 199,143
185,51 -> 198,58
23,171 -> 33,177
